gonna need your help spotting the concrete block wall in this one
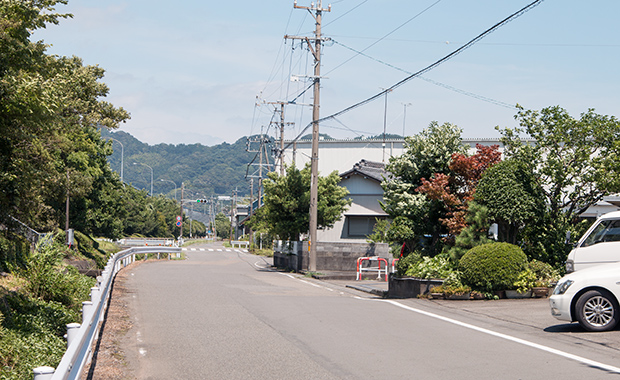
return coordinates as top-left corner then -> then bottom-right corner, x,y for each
273,241 -> 390,272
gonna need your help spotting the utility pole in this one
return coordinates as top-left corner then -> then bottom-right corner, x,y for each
229,188 -> 236,242
286,0 -> 330,272
265,102 -> 294,176
179,182 -> 184,240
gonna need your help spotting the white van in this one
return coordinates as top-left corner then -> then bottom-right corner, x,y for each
566,211 -> 620,273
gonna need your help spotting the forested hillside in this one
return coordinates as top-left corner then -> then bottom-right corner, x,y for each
101,129 -> 268,198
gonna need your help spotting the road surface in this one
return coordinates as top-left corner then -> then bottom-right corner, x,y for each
111,241 -> 620,379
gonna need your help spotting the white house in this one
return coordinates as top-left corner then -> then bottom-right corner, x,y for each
318,160 -> 388,242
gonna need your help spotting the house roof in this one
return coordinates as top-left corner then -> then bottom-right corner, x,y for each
340,159 -> 386,183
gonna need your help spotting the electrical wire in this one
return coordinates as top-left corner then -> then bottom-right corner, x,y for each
325,0 -> 443,76
322,0 -> 369,29
285,0 -> 545,150
331,39 -> 517,109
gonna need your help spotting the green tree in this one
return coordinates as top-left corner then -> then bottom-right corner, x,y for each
0,2 -> 129,233
381,122 -> 466,256
498,106 -> 620,266
214,212 -> 231,240
446,201 -> 493,262
248,164 -> 350,241
474,159 -> 544,245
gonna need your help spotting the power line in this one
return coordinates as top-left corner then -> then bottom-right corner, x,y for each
322,0 -> 369,29
284,0 -> 545,150
325,0 -> 443,76
331,39 -> 517,109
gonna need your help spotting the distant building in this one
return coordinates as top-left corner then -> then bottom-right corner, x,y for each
282,137 -> 510,175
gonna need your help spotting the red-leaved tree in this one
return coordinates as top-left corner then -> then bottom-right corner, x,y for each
417,144 -> 501,241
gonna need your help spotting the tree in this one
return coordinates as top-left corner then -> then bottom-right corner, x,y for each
498,105 -> 620,266
417,144 -> 501,239
248,164 -> 350,241
474,159 -> 544,245
381,121 -> 466,256
214,212 -> 231,240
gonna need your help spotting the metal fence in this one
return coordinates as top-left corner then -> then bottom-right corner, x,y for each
32,246 -> 181,380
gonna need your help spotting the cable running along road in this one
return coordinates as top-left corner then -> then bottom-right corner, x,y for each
285,0 -> 545,150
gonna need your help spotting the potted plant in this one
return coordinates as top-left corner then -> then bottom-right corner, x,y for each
443,284 -> 472,300
528,260 -> 560,298
506,268 -> 536,298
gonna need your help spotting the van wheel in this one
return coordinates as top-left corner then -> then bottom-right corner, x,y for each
575,290 -> 619,332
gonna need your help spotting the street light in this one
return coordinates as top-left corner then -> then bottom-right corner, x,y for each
109,138 -> 124,183
159,179 -> 178,201
402,102 -> 412,137
133,162 -> 153,196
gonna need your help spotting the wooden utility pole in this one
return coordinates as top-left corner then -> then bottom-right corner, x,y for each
179,182 -> 184,239
229,188 -> 237,242
286,0 -> 330,272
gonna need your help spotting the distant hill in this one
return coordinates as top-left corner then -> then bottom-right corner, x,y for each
100,129 -> 274,198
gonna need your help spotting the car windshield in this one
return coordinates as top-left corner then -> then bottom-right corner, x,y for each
581,219 -> 620,247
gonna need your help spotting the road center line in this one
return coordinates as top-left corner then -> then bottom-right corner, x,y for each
365,297 -> 620,374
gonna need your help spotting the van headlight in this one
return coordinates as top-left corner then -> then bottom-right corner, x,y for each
553,280 -> 574,295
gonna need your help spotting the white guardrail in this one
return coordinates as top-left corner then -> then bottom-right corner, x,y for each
32,246 -> 181,380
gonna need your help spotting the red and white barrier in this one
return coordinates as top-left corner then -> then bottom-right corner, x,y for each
356,257 -> 388,282
391,258 -> 399,273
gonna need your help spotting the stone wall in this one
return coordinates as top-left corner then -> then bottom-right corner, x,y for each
273,241 -> 390,272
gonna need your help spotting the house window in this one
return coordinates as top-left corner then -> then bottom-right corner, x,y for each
347,216 -> 376,237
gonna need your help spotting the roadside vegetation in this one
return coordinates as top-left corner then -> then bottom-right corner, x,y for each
375,106 -> 620,296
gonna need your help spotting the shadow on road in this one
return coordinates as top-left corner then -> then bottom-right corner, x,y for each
544,323 -> 586,333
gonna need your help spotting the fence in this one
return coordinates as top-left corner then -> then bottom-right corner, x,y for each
356,257 -> 389,281
32,246 -> 181,380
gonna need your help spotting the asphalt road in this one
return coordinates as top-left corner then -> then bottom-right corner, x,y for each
119,241 -> 620,379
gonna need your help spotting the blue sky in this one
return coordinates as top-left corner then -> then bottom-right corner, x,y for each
34,0 -> 620,146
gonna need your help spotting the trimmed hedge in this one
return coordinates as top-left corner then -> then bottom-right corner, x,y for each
459,242 -> 527,292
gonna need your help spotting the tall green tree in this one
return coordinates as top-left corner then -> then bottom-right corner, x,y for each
498,105 -> 620,266
0,1 -> 129,233
474,159 -> 544,245
381,121 -> 466,256
248,164 -> 350,241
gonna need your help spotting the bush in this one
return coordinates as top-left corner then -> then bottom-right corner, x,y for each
13,235 -> 95,312
395,252 -> 422,277
405,254 -> 454,279
459,242 -> 527,292
0,293 -> 72,380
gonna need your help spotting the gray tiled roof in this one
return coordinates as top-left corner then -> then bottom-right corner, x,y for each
340,159 -> 386,182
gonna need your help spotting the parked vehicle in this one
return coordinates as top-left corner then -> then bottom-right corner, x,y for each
550,262 -> 620,332
565,211 -> 620,273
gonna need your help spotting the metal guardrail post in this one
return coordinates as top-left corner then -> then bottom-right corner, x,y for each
33,366 -> 55,380
81,302 -> 93,325
66,323 -> 81,348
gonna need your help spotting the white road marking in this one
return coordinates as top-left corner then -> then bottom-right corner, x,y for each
277,272 -> 334,292
139,348 -> 147,356
365,298 -> 620,374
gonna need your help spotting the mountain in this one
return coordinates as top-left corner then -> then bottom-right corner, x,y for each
100,129 -> 273,199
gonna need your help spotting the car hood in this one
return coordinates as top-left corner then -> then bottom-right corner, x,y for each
562,261 -> 620,283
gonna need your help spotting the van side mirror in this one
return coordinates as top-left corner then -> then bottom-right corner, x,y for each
565,231 -> 572,245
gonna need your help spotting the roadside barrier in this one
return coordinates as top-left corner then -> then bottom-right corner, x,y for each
391,258 -> 399,273
231,240 -> 249,248
33,246 -> 181,380
356,257 -> 389,282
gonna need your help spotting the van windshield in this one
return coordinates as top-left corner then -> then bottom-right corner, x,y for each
581,219 -> 620,247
